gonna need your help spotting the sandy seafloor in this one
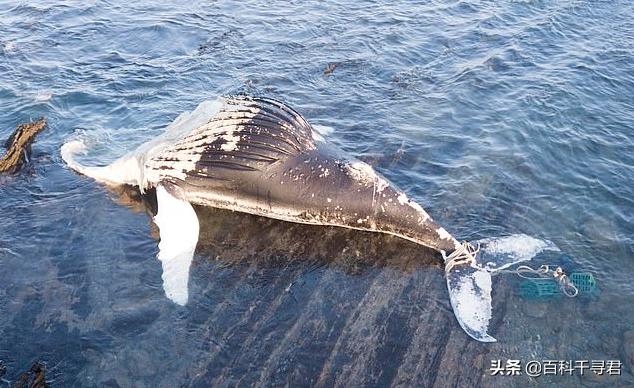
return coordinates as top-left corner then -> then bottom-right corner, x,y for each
0,1 -> 633,387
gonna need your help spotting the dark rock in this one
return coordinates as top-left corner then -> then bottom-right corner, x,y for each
13,361 -> 47,388
0,118 -> 46,173
522,301 -> 548,318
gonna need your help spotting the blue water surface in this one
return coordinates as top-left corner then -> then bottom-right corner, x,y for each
1,1 -> 633,387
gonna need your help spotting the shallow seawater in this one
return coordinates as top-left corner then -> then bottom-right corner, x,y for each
1,1 -> 633,387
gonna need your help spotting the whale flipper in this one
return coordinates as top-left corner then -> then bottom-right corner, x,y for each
154,184 -> 200,305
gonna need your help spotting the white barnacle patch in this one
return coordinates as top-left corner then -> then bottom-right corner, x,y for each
346,161 -> 389,192
145,148 -> 202,186
395,191 -> 431,221
220,130 -> 240,151
356,215 -> 370,224
397,192 -> 408,205
192,99 -> 263,152
437,227 -> 453,241
375,177 -> 389,192
408,201 -> 431,221
142,100 -> 264,186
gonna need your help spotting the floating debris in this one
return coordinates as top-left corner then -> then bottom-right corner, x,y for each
0,117 -> 46,174
324,62 -> 339,75
519,272 -> 598,299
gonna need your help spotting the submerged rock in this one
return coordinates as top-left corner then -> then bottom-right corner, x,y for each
14,361 -> 47,388
522,301 -> 548,318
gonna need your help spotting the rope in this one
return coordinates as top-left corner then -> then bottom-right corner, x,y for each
497,264 -> 579,297
442,242 -> 579,298
442,241 -> 479,273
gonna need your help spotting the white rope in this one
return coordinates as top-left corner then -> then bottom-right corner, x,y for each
442,241 -> 479,273
443,242 -> 579,298
498,264 -> 579,297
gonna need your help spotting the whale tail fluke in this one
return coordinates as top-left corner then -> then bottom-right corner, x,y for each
443,242 -> 497,342
444,234 -> 559,342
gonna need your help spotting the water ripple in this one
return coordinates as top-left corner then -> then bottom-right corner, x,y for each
1,0 -> 633,385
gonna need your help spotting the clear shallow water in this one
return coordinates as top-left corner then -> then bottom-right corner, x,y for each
0,1 -> 633,387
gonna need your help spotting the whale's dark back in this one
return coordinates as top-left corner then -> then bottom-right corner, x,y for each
147,96 -> 456,253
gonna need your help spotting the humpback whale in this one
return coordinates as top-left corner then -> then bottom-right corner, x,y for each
61,96 -> 539,342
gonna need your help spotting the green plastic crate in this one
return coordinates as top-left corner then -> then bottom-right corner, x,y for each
519,278 -> 559,298
569,272 -> 597,293
519,272 -> 597,299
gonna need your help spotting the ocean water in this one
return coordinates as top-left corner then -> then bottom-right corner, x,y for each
0,1 -> 633,387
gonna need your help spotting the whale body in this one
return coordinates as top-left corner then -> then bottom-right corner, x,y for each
62,96 -> 541,342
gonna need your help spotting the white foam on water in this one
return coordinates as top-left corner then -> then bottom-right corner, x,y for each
3,40 -> 17,54
34,91 -> 53,102
0,247 -> 21,258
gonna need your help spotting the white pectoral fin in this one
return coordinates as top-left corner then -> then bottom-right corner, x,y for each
154,184 -> 200,306
446,264 -> 496,342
